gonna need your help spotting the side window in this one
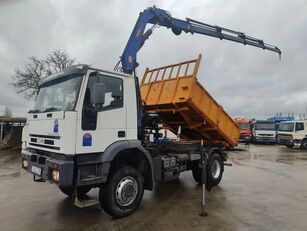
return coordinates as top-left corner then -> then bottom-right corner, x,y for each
98,75 -> 123,110
295,122 -> 304,131
84,73 -> 123,111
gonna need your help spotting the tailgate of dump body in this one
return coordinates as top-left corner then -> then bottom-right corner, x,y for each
140,54 -> 240,148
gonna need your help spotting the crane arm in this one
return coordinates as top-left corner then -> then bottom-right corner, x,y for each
119,6 -> 281,74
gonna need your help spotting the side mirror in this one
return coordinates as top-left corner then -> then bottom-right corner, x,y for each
91,83 -> 105,106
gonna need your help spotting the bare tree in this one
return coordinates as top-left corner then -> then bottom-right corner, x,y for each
12,57 -> 45,100
45,49 -> 75,75
11,50 -> 75,100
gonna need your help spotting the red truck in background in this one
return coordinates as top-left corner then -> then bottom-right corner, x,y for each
234,118 -> 252,143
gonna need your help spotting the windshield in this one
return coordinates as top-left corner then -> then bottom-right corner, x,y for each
279,122 -> 294,132
32,75 -> 82,113
237,123 -> 250,129
254,123 -> 275,131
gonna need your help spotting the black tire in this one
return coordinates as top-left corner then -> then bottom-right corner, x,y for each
286,145 -> 294,148
191,152 -> 224,187
59,186 -> 91,197
99,166 -> 144,218
300,139 -> 307,150
207,152 -> 224,186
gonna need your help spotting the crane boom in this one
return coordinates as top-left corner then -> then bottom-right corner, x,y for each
119,6 -> 281,74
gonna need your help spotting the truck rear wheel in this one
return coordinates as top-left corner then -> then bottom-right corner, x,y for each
208,152 -> 224,186
59,186 -> 91,197
192,152 -> 224,186
99,166 -> 144,218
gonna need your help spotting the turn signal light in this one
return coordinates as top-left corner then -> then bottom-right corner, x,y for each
52,163 -> 59,170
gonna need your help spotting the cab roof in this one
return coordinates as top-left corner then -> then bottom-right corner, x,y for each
39,64 -> 133,87
280,120 -> 307,123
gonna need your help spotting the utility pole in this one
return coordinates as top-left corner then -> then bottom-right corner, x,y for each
0,121 -> 3,151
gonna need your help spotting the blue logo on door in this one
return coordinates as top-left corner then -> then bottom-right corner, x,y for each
83,133 -> 92,146
53,119 -> 59,133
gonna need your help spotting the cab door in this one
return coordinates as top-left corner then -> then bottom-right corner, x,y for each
76,71 -> 126,153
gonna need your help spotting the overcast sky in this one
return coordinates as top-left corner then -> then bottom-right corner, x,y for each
0,0 -> 306,119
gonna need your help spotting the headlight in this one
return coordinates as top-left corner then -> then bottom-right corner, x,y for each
22,159 -> 28,168
51,169 -> 60,182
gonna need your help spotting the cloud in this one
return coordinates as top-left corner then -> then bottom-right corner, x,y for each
0,0 -> 306,118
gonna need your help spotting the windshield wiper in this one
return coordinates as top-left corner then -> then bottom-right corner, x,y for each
43,107 -> 60,112
28,109 -> 41,114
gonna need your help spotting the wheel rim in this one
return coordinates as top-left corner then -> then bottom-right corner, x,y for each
116,176 -> 138,206
211,160 -> 221,179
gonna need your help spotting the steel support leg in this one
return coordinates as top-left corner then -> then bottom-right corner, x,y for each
199,141 -> 208,217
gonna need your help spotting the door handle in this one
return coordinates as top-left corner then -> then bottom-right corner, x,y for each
118,131 -> 126,138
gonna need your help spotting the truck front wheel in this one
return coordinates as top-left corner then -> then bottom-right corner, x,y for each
99,166 -> 144,218
300,139 -> 307,150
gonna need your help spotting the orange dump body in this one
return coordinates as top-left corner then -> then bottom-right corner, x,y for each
140,55 -> 240,148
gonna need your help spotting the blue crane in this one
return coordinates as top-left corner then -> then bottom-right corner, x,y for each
118,6 -> 281,75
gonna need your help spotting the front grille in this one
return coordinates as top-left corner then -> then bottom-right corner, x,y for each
29,134 -> 59,151
258,134 -> 274,136
29,142 -> 60,150
278,134 -> 292,139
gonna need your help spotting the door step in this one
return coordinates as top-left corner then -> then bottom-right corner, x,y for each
74,197 -> 99,208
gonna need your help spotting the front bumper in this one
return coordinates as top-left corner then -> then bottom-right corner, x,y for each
278,138 -> 301,147
254,137 -> 276,143
239,136 -> 251,142
21,149 -> 74,187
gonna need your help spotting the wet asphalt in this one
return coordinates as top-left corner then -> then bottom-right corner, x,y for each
0,144 -> 307,231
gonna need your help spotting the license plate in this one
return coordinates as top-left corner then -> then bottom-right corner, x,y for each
31,166 -> 42,176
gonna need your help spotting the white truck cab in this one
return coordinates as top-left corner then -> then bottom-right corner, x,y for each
23,64 -> 139,155
21,65 -> 149,212
252,120 -> 276,144
277,120 -> 307,149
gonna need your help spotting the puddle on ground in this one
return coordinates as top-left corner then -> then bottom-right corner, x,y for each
229,144 -> 307,165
